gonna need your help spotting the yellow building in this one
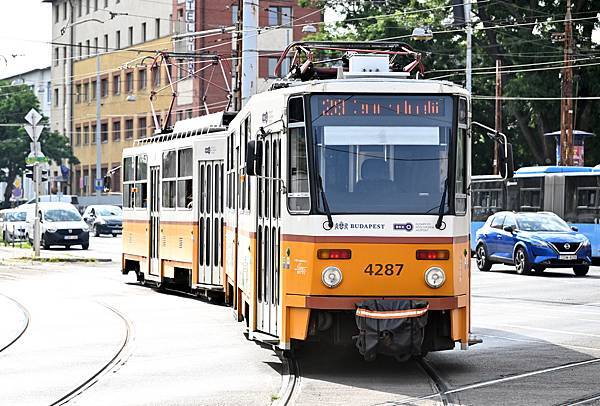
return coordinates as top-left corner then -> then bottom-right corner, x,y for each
72,36 -> 173,196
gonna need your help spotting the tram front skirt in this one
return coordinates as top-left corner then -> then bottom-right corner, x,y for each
354,300 -> 429,361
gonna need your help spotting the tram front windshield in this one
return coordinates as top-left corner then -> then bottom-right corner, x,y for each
310,94 -> 453,214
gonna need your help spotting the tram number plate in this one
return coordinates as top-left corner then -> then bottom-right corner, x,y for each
559,254 -> 577,261
364,263 -> 403,276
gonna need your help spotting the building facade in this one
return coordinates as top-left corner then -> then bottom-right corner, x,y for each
72,36 -> 174,196
170,0 -> 323,120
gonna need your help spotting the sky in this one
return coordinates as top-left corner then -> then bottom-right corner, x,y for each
0,0 -> 52,79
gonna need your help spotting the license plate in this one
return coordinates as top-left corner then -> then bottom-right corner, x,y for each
559,254 -> 577,261
113,230 -> 122,234
64,235 -> 78,240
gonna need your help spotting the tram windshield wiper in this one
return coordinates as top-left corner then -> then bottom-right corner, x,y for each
317,175 -> 334,230
435,178 -> 449,230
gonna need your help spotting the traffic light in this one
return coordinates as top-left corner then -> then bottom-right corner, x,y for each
40,168 -> 49,182
24,164 -> 34,180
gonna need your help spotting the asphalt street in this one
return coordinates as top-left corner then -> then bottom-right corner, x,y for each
1,248 -> 600,405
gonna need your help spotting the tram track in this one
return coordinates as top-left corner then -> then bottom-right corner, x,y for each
273,351 -> 301,406
49,302 -> 134,406
416,357 -> 458,406
0,293 -> 30,354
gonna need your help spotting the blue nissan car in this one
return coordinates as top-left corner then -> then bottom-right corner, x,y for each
475,211 -> 592,276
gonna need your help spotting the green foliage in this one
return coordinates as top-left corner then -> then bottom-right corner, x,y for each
0,82 -> 78,205
308,0 -> 600,173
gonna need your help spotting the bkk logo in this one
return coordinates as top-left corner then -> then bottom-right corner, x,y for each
393,223 -> 414,232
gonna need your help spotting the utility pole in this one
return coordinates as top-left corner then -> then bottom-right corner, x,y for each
241,0 -> 259,106
464,0 -> 472,93
560,0 -> 574,166
233,0 -> 243,111
24,108 -> 45,257
494,59 -> 502,175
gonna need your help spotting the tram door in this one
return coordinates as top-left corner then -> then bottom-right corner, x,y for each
149,166 -> 160,276
198,160 -> 224,286
256,133 -> 281,336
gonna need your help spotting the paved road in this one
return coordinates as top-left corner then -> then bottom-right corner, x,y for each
1,259 -> 599,405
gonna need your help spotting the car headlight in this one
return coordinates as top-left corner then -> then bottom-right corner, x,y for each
582,239 -> 591,247
321,266 -> 343,288
46,228 -> 57,233
97,218 -> 106,225
531,240 -> 549,248
82,226 -> 89,232
425,267 -> 446,289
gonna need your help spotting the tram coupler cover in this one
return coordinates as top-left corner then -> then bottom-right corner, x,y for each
354,300 -> 429,361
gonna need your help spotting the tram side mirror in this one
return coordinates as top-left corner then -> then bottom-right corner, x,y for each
103,175 -> 112,192
246,140 -> 263,176
499,142 -> 514,180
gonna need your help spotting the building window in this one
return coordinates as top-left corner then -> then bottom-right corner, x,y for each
75,126 -> 81,145
63,2 -> 67,20
94,0 -> 98,11
82,82 -> 89,102
78,42 -> 82,58
141,22 -> 147,42
101,77 -> 108,98
231,5 -> 238,24
103,34 -> 108,52
138,68 -> 147,90
116,30 -> 120,49
113,73 -> 120,95
83,125 -> 89,144
91,80 -> 97,99
155,18 -> 160,38
125,71 -> 133,93
104,0 -> 108,6
85,40 -> 90,57
267,57 -> 289,78
77,0 -> 82,17
62,47 -> 67,64
94,37 -> 98,53
101,122 -> 108,143
91,124 -> 97,144
112,165 -> 121,192
55,5 -> 59,23
46,81 -> 51,104
268,6 -> 292,26
128,26 -> 133,46
138,116 -> 147,138
54,47 -> 59,66
125,119 -> 134,139
54,88 -> 59,107
151,65 -> 160,88
75,84 -> 81,103
113,119 -> 121,142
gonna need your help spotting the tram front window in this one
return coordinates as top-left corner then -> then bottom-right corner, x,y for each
310,94 -> 454,214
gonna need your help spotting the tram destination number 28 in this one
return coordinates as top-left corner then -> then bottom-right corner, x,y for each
364,263 -> 404,276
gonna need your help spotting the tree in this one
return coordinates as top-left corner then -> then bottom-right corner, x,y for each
301,0 -> 600,173
0,82 -> 78,206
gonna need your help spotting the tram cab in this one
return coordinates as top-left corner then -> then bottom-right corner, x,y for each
121,42 -> 510,360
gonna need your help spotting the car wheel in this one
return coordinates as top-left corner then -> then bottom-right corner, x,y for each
42,236 -> 50,250
476,244 -> 492,272
514,247 -> 532,275
82,243 -> 89,250
93,225 -> 100,237
573,265 -> 589,277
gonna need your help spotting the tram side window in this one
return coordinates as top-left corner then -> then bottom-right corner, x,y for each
134,154 -> 148,209
520,188 -> 541,211
455,127 -> 467,215
123,156 -> 134,208
162,150 -> 176,208
287,97 -> 310,213
564,176 -> 600,223
177,148 -> 193,209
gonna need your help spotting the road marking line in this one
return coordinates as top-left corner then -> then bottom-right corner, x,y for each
477,333 -> 600,353
488,323 -> 600,339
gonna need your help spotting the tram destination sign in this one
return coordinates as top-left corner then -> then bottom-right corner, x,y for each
317,96 -> 447,117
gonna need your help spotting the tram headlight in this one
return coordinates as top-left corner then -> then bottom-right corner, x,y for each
321,266 -> 343,288
424,267 -> 446,289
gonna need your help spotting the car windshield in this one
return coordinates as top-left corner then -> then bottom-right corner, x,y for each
310,94 -> 454,214
6,212 -> 26,222
96,206 -> 122,216
44,209 -> 81,222
516,214 -> 572,232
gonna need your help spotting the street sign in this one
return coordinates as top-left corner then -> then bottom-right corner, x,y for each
24,108 -> 42,126
24,124 -> 43,141
95,178 -> 104,191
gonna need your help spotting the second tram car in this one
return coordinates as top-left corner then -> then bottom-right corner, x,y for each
121,44 -> 510,360
471,166 -> 600,260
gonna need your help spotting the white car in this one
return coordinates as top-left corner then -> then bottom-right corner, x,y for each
24,202 -> 90,250
0,209 -> 27,242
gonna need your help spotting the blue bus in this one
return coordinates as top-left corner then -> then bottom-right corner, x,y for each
471,165 -> 600,260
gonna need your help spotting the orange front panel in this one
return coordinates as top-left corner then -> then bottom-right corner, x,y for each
160,222 -> 195,265
282,239 -> 468,297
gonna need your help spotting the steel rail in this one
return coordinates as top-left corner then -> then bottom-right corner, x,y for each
49,303 -> 134,406
273,351 -> 300,406
417,357 -> 458,406
0,294 -> 30,354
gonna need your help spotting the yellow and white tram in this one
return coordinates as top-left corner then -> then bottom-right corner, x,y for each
121,43 -> 508,360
